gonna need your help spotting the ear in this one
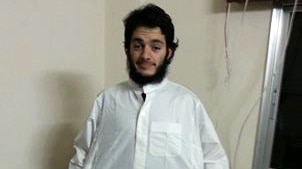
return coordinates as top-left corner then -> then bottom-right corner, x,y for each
125,48 -> 129,56
167,48 -> 173,59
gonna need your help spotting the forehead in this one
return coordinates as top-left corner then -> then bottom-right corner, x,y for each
131,26 -> 166,43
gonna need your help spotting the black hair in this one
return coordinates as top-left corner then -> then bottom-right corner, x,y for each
123,3 -> 178,63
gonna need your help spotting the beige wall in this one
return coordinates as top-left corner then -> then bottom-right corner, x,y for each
0,0 -> 272,169
0,0 -> 105,169
105,1 -> 272,169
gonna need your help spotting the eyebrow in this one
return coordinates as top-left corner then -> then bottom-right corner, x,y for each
131,38 -> 165,45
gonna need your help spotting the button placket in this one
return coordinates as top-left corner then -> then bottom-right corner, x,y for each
133,95 -> 152,169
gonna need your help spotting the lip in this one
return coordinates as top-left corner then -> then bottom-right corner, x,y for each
137,61 -> 154,69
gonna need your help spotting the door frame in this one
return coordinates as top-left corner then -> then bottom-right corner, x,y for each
252,2 -> 301,169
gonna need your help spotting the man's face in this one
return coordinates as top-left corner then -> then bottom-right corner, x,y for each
127,26 -> 171,85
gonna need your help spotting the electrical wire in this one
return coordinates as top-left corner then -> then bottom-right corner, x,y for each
231,1 -> 299,169
283,0 -> 298,54
224,0 -> 250,83
224,2 -> 232,82
224,0 -> 250,84
232,91 -> 263,169
241,0 -> 250,25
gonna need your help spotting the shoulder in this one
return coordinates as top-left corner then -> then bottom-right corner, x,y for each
164,80 -> 208,116
162,80 -> 205,109
165,80 -> 199,100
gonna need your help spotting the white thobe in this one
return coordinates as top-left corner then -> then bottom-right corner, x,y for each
69,78 -> 229,169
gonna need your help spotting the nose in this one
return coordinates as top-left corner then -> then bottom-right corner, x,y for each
141,45 -> 151,60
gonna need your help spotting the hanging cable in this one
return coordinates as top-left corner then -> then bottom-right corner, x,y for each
282,0 -> 298,54
232,1 -> 298,169
224,2 -> 232,82
232,91 -> 263,169
241,0 -> 250,25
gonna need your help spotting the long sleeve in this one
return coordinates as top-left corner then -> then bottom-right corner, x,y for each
198,103 -> 230,169
68,100 -> 100,169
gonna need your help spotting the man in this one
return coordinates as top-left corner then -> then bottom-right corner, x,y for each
69,3 -> 229,169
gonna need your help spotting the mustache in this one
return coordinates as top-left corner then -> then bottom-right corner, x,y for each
127,55 -> 169,86
136,59 -> 156,66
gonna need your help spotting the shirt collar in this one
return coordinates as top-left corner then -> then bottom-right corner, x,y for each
128,78 -> 169,94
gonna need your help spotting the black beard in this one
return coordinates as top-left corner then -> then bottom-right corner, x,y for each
127,55 -> 169,86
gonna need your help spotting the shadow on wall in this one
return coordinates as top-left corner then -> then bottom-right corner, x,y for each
35,72 -> 97,169
44,123 -> 77,169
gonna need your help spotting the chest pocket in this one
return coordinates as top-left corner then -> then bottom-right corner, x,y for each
149,122 -> 182,156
